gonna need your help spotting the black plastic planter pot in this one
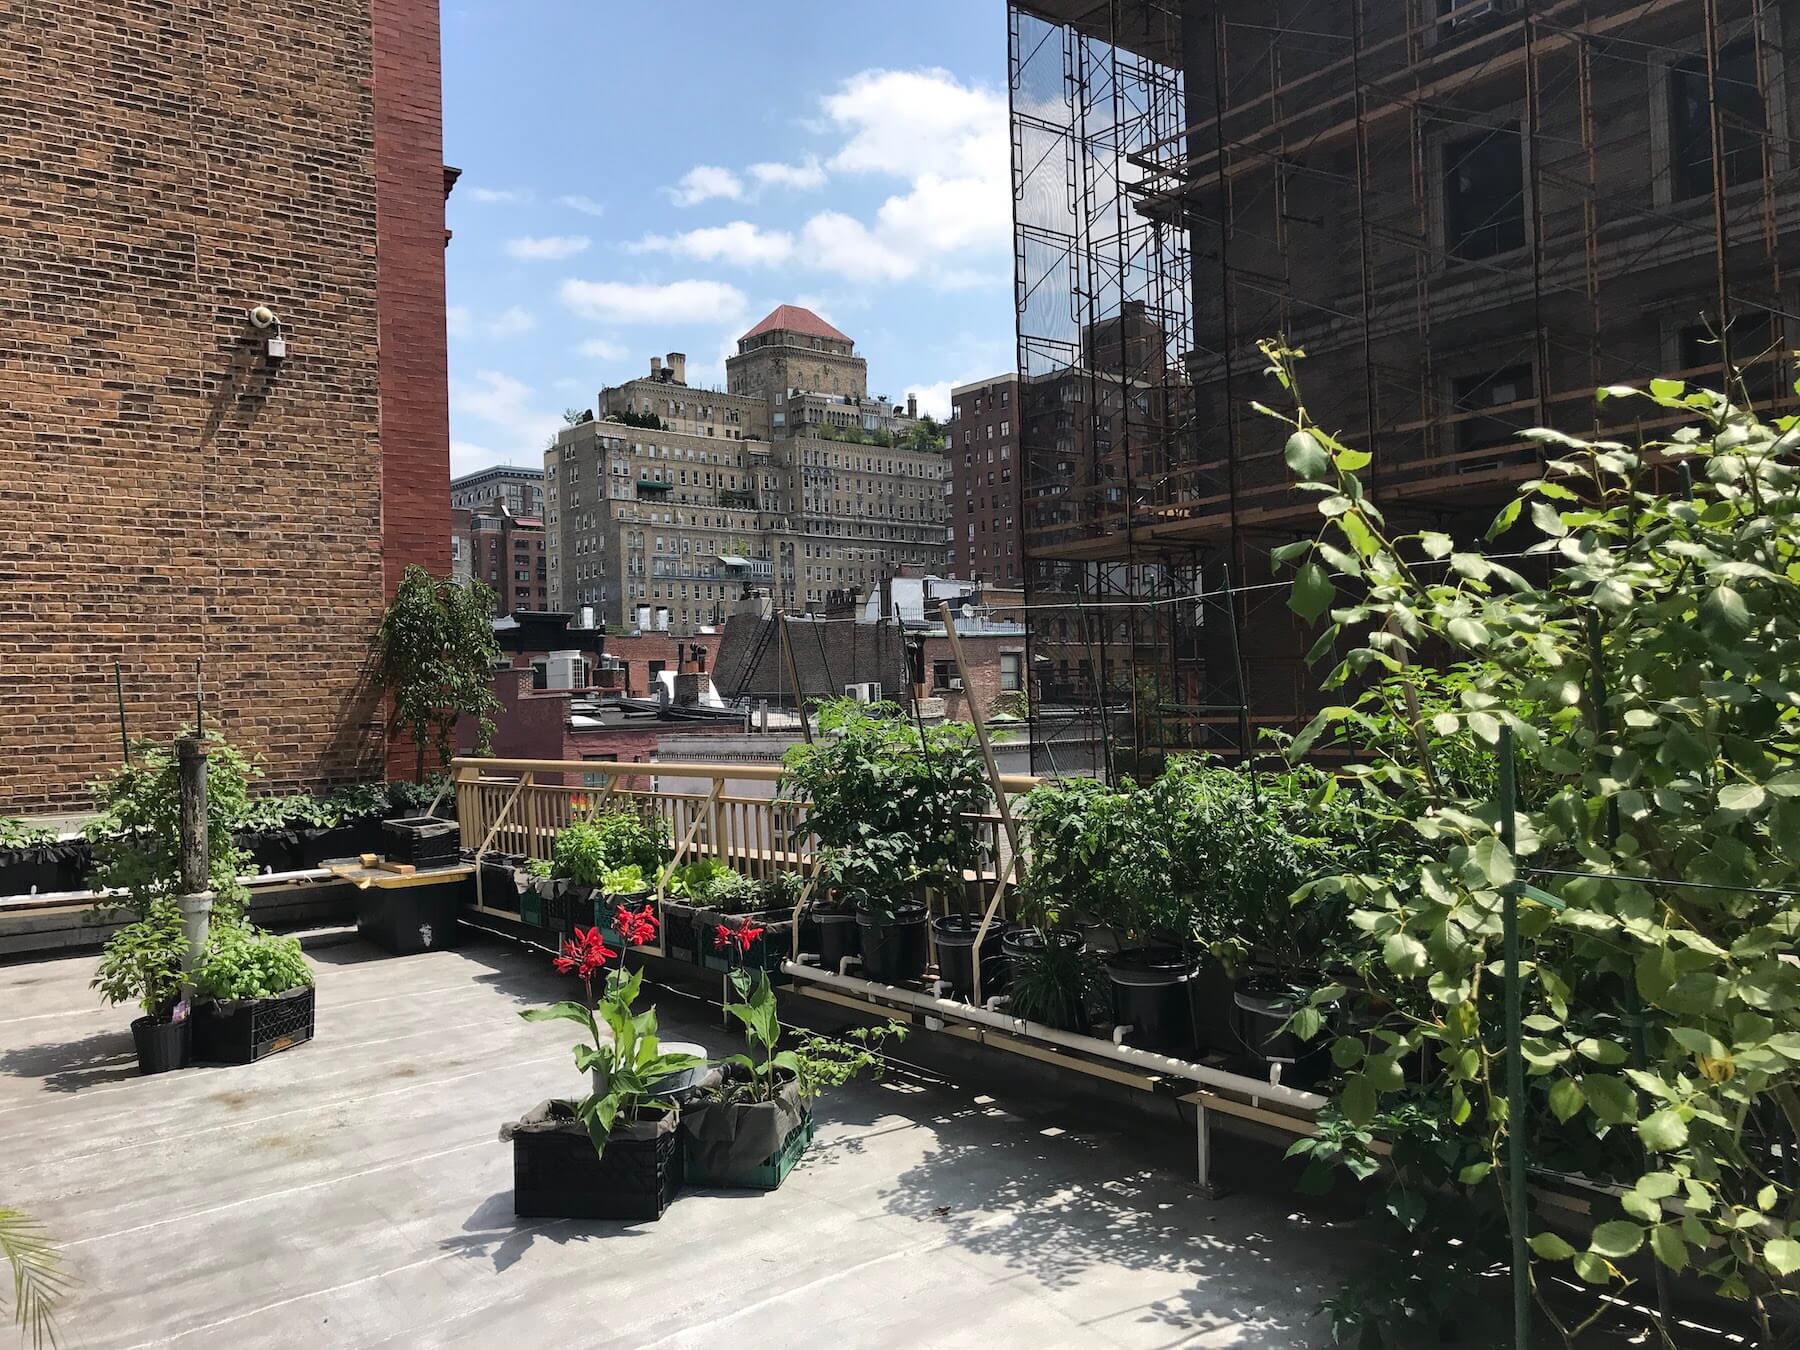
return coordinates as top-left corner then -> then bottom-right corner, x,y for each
509,1102 -> 683,1221
1233,982 -> 1330,1086
932,914 -> 1011,1000
814,909 -> 860,974
1000,927 -> 1091,1033
855,900 -> 928,985
192,986 -> 315,1064
477,855 -> 526,913
1106,948 -> 1201,1054
1187,956 -> 1238,1056
357,876 -> 467,955
131,1015 -> 191,1075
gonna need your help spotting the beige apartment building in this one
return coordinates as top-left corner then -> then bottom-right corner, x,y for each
547,305 -> 949,633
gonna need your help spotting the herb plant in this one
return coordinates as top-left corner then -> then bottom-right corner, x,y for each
90,901 -> 188,1020
192,921 -> 312,1001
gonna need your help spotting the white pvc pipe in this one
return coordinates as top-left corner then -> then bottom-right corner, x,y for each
781,960 -> 1327,1112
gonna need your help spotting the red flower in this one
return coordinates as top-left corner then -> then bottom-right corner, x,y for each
556,926 -> 617,981
713,922 -> 766,956
615,903 -> 659,947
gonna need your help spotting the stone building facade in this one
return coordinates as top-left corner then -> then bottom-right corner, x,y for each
547,306 -> 950,633
451,465 -> 544,518
0,0 -> 453,812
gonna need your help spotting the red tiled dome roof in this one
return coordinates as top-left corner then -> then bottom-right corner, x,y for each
741,304 -> 852,345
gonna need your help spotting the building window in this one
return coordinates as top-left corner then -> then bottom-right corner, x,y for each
1000,652 -> 1022,692
1451,365 -> 1535,454
1443,123 -> 1524,261
1669,41 -> 1765,201
931,660 -> 962,691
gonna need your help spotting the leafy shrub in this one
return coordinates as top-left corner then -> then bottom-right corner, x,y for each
552,809 -> 670,887
192,921 -> 312,1001
90,901 -> 188,1019
600,863 -> 649,895
666,857 -> 733,903
0,819 -> 57,852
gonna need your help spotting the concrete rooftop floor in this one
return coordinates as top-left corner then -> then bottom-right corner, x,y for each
1,933 -> 1358,1349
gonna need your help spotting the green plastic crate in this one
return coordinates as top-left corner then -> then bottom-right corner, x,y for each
687,1113 -> 814,1191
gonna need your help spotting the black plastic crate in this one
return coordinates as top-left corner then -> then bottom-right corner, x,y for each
356,874 -> 468,954
381,816 -> 459,868
477,855 -> 526,914
513,1112 -> 683,1221
191,985 -> 315,1064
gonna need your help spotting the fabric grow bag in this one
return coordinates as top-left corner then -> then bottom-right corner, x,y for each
683,1081 -> 811,1190
192,985 -> 315,1063
505,1101 -> 683,1221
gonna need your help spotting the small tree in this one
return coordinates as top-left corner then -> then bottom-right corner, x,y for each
376,566 -> 502,782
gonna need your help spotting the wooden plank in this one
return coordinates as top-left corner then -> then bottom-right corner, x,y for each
941,1023 -> 1162,1092
791,984 -> 918,1024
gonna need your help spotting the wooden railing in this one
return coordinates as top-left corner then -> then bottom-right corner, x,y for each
450,756 -> 1035,887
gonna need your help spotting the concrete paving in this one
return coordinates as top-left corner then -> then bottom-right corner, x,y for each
1,933 -> 1357,1348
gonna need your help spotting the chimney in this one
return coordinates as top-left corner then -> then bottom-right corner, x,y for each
906,393 -> 917,418
667,352 -> 687,385
650,355 -> 662,378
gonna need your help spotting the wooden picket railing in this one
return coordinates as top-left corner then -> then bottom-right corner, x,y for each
449,756 -> 1035,886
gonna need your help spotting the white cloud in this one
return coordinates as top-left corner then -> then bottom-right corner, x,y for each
558,195 -> 607,218
684,334 -> 743,390
486,305 -> 537,338
578,337 -> 628,360
667,165 -> 744,207
504,234 -> 591,262
789,68 -> 1010,290
446,305 -> 474,339
559,278 -> 748,326
468,186 -> 532,205
907,380 -> 955,421
749,156 -> 826,191
631,221 -> 794,268
450,371 -> 564,467
801,212 -> 916,282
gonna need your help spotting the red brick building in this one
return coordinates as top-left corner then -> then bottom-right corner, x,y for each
949,375 -> 1022,587
0,0 -> 453,811
454,507 -> 547,618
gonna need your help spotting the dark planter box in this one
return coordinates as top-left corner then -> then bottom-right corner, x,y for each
356,875 -> 468,955
381,816 -> 460,868
700,912 -> 792,976
478,855 -> 527,913
298,817 -> 389,868
0,849 -> 63,897
236,830 -> 304,876
687,1107 -> 813,1190
192,986 -> 315,1064
510,1103 -> 683,1221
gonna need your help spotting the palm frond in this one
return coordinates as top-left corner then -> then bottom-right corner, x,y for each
0,1207 -> 70,1350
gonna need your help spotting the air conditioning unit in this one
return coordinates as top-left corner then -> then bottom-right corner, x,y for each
843,682 -> 882,704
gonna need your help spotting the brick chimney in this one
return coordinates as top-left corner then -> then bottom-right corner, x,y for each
666,352 -> 687,385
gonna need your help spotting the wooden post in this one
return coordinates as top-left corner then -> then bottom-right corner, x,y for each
175,736 -> 213,994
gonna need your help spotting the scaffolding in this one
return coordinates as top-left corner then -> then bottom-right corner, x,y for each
1009,0 -> 1799,778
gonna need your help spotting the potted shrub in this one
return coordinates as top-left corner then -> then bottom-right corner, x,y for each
549,808 -> 669,937
508,931 -> 704,1221
682,971 -> 811,1189
86,731 -> 256,1072
91,901 -> 190,1074
190,921 -> 316,1063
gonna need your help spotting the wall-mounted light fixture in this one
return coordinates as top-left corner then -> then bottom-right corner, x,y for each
248,305 -> 286,360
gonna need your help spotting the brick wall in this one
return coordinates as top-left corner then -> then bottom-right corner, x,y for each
603,632 -> 718,698
0,0 -> 447,813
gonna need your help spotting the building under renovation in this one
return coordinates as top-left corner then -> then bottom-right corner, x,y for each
1010,0 -> 1798,775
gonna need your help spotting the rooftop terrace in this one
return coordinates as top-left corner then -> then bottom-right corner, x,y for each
2,932 -> 1354,1348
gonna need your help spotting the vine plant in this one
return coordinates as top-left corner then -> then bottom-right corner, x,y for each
1260,339 -> 1800,1341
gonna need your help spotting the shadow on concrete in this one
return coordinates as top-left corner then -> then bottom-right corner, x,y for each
440,1190 -> 659,1270
0,1025 -> 139,1094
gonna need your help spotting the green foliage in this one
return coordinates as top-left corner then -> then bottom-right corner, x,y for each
375,565 -> 502,781
0,819 -> 57,852
783,699 -> 991,919
665,857 -> 732,902
90,901 -> 188,1019
0,1206 -> 68,1350
551,808 -> 669,887
235,783 -> 392,835
87,731 -> 253,921
1006,931 -> 1105,1032
519,966 -> 704,1153
706,869 -> 764,914
192,920 -> 312,1001
717,970 -> 799,1104
600,863 -> 649,895
610,408 -> 665,431
1262,341 -> 1800,1334
789,1020 -> 908,1099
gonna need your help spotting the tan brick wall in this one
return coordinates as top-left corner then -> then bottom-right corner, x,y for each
0,0 -> 446,812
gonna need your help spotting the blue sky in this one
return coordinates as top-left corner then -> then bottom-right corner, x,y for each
441,1 -> 1016,479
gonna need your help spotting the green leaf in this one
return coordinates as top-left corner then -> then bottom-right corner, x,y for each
1638,1109 -> 1689,1151
1285,430 -> 1331,480
1590,1220 -> 1644,1259
1548,1076 -> 1584,1123
1650,1224 -> 1688,1273
1488,497 -> 1523,539
1334,445 -> 1372,472
1531,500 -> 1569,537
1459,1161 -> 1492,1185
1621,1190 -> 1663,1223
1718,782 -> 1766,815
1340,1073 -> 1378,1126
1700,585 -> 1751,638
1469,835 -> 1515,886
1290,561 -> 1335,623
1580,1074 -> 1637,1124
1764,1237 -> 1800,1276
1382,930 -> 1428,976
1529,1231 -> 1578,1260
1571,1252 -> 1613,1284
